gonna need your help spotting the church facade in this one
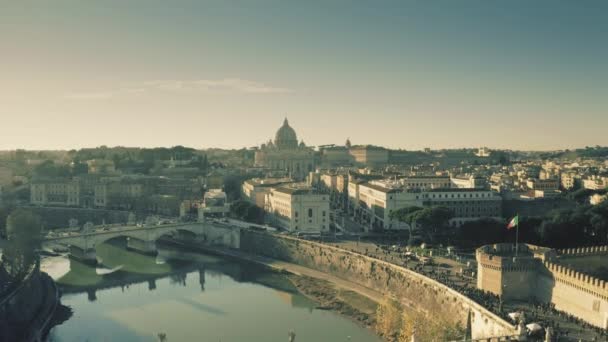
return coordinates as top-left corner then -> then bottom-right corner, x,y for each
254,119 -> 315,180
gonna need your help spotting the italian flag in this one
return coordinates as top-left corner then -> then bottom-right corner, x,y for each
507,215 -> 519,230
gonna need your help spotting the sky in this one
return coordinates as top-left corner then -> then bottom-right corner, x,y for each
1,0 -> 607,151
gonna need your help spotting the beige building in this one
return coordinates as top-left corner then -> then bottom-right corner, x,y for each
475,147 -> 491,157
354,181 -> 420,230
350,180 -> 502,229
198,189 -> 230,219
401,175 -> 451,190
477,244 -> 608,329
94,180 -> 145,208
560,171 -> 579,190
320,145 -> 353,167
450,174 -> 487,189
264,186 -> 330,233
423,188 -> 502,226
583,175 -> 608,190
30,179 -> 81,207
242,177 -> 293,208
86,159 -> 116,174
348,145 -> 389,167
526,178 -> 559,191
590,193 -> 608,206
254,119 -> 315,180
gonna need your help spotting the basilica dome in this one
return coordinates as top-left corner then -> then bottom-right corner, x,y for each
274,118 -> 298,149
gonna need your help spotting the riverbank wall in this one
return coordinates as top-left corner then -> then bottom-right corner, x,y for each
239,230 -> 516,340
0,264 -> 59,342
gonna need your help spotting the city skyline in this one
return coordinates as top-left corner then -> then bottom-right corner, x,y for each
2,1 -> 607,151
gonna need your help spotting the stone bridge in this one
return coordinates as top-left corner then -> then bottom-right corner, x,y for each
43,221 -> 241,264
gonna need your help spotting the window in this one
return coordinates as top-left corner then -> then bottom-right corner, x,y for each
322,211 -> 326,217
308,208 -> 313,217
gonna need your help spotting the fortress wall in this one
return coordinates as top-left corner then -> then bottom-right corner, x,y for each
476,252 -> 504,296
501,268 -> 537,301
241,231 -> 516,339
477,243 -> 608,329
558,246 -> 608,256
538,261 -> 608,329
476,246 -> 539,301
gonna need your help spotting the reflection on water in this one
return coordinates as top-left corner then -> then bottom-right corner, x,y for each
45,239 -> 380,342
96,265 -> 123,275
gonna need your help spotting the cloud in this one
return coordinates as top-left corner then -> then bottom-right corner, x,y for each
63,91 -> 116,100
64,78 -> 292,100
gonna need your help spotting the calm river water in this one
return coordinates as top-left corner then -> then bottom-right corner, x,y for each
43,239 -> 381,342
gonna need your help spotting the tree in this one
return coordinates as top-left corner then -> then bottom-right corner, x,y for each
32,160 -> 70,178
230,200 -> 265,224
398,310 -> 463,342
458,218 -> 506,246
71,159 -> 89,175
412,206 -> 453,241
389,206 -> 423,246
2,209 -> 42,278
389,206 -> 453,245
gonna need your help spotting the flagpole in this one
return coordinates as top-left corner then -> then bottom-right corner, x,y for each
515,213 -> 519,258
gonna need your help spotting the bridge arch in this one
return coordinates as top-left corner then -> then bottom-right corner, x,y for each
44,223 -> 208,263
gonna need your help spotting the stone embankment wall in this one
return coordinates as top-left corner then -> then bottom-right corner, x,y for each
240,231 -> 515,340
199,223 -> 241,249
0,266 -> 58,342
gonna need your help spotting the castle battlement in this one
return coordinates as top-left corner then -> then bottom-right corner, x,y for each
543,261 -> 608,300
558,245 -> 608,256
476,243 -> 551,272
477,243 -> 608,329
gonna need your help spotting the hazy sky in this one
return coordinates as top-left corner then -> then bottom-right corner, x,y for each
1,1 -> 607,151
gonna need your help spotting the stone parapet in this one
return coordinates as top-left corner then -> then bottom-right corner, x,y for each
543,261 -> 608,301
558,245 -> 608,256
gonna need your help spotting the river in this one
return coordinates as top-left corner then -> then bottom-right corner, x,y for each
42,238 -> 381,342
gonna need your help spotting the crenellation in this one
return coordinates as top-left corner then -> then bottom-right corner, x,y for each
558,245 -> 608,257
478,243 -> 608,329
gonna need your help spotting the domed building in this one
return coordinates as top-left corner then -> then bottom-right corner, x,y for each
254,118 -> 315,179
274,118 -> 299,150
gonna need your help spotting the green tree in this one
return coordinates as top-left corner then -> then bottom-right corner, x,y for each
2,209 -> 42,278
389,206 -> 453,245
412,206 -> 453,240
389,206 -> 423,246
458,218 -> 506,246
32,160 -> 70,178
